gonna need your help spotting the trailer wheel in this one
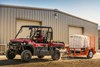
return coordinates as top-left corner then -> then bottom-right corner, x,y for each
21,50 -> 32,62
6,49 -> 16,59
51,50 -> 60,60
87,50 -> 93,59
38,56 -> 44,58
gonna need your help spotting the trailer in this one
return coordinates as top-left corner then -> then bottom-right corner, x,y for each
66,35 -> 96,58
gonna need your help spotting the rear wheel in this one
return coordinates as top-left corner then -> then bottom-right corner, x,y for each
38,56 -> 44,59
87,50 -> 93,59
21,50 -> 32,62
51,50 -> 60,60
6,49 -> 16,59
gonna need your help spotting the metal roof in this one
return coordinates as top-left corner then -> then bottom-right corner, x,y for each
0,4 -> 98,25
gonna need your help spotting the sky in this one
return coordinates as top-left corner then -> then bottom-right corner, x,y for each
0,0 -> 100,24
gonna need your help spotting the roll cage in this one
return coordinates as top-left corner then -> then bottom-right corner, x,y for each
15,25 -> 53,42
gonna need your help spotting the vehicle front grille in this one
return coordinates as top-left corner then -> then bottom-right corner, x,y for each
9,42 -> 21,46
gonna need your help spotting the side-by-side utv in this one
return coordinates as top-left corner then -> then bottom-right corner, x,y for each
6,25 -> 65,62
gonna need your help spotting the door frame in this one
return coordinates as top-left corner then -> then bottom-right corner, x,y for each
15,18 -> 42,37
68,25 -> 84,43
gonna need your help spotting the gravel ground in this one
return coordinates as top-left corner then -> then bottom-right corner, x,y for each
0,53 -> 100,67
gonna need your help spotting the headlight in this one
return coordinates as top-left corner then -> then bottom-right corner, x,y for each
21,42 -> 27,45
23,42 -> 26,45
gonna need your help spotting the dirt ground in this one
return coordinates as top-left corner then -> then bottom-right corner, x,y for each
0,53 -> 100,67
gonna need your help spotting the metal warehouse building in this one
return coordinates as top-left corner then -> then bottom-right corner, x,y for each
0,5 -> 98,53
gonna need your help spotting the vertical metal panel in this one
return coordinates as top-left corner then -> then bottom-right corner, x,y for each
10,8 -> 16,40
3,8 -> 7,43
0,7 -> 3,43
6,8 -> 10,43
98,30 -> 100,49
0,7 -> 1,43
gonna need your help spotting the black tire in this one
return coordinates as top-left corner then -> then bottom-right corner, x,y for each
51,50 -> 60,60
38,56 -> 44,59
6,49 -> 16,59
87,50 -> 93,59
21,50 -> 32,62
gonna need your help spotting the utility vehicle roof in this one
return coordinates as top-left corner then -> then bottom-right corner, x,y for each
21,25 -> 52,29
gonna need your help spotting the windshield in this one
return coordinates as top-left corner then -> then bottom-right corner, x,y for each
16,27 -> 49,39
16,28 -> 32,38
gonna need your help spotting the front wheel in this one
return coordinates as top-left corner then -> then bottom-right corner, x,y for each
87,50 -> 93,59
6,49 -> 16,59
21,50 -> 32,62
51,50 -> 60,60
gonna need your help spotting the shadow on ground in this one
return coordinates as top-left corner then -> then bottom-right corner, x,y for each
62,56 -> 88,60
0,56 -> 91,66
0,58 -> 52,66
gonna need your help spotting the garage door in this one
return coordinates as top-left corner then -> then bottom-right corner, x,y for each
69,26 -> 83,37
16,20 -> 41,38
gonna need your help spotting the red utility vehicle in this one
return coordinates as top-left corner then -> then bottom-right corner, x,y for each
6,26 -> 65,62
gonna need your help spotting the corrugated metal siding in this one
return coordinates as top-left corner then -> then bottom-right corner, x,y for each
0,7 -> 1,43
98,30 -> 100,49
0,6 -> 98,50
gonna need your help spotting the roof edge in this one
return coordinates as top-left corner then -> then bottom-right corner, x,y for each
56,10 -> 98,25
0,4 -> 54,11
